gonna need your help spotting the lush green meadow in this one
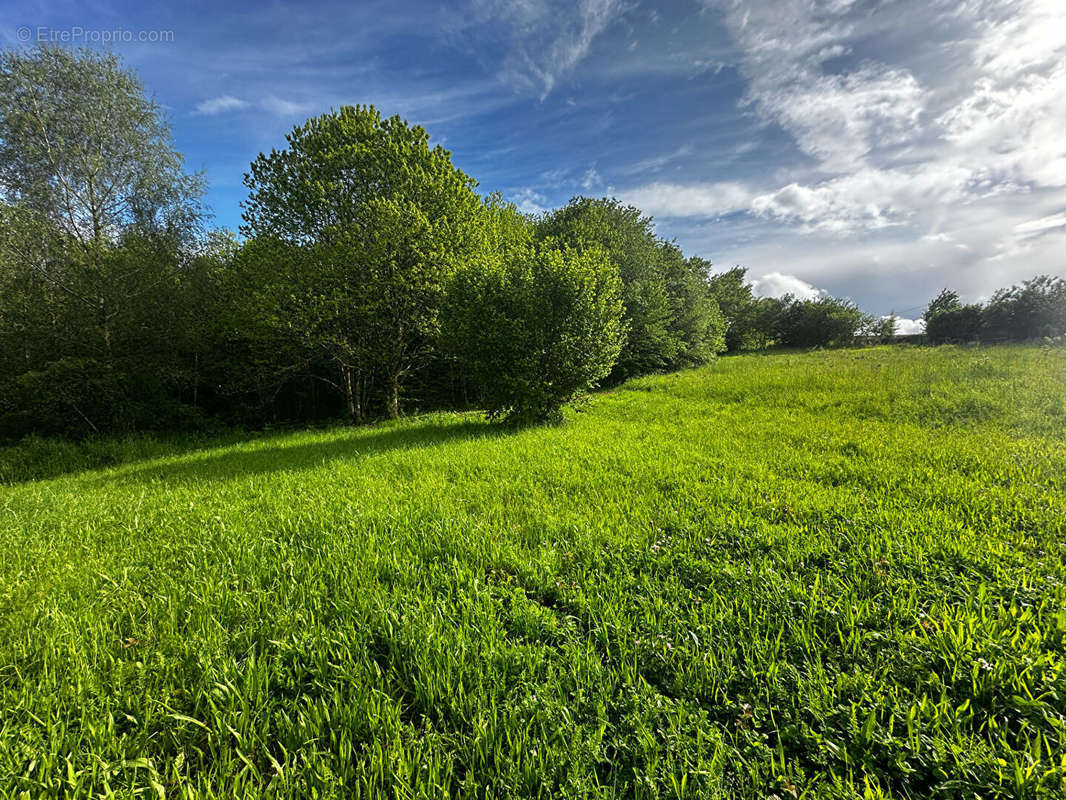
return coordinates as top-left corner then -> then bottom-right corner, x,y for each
1,345 -> 1064,798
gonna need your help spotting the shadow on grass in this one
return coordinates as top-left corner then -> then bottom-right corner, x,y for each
92,416 -> 503,487
0,429 -> 278,486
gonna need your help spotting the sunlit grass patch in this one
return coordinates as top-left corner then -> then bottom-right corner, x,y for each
1,344 -> 1064,798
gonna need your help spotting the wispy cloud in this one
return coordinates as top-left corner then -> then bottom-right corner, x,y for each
259,97 -> 313,116
193,95 -> 312,117
469,0 -> 626,97
580,166 -> 603,191
194,95 -> 250,115
615,144 -> 694,177
617,182 -> 753,219
512,187 -> 550,215
1014,213 -> 1066,237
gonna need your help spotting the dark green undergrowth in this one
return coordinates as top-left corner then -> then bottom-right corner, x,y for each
1,345 -> 1064,798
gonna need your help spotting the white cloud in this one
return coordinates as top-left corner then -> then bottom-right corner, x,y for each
748,164 -> 981,233
1014,213 -> 1066,237
892,317 -> 926,335
617,181 -> 753,218
755,66 -> 926,171
194,95 -> 250,115
751,271 -> 824,301
193,95 -> 313,117
707,0 -> 928,171
511,188 -> 550,215
581,167 -> 603,191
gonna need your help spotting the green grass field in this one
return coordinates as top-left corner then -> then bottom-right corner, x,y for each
2,345 -> 1065,799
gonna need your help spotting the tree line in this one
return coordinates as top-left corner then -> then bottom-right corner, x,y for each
922,279 -> 1066,345
1,46 -> 1063,441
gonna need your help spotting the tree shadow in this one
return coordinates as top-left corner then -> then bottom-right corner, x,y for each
90,416 -> 503,487
0,429 -> 275,486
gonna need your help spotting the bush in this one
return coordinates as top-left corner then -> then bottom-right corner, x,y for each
451,242 -> 625,424
774,296 -> 868,348
925,304 -> 984,344
982,275 -> 1066,341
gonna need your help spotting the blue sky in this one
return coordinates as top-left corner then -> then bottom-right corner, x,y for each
5,0 -> 1065,322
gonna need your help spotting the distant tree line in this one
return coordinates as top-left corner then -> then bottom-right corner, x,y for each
707,267 -> 1066,353
922,278 -> 1066,344
1,46 -> 1063,441
707,267 -> 890,350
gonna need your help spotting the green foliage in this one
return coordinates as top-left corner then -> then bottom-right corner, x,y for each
0,46 -> 205,439
773,295 -> 869,348
449,239 -> 625,423
982,275 -> 1066,342
538,197 -> 723,379
923,289 -> 961,321
664,254 -> 726,366
925,277 -> 1066,345
241,105 -> 483,419
2,346 -> 1064,797
925,304 -> 984,344
0,45 -> 203,244
708,266 -> 758,351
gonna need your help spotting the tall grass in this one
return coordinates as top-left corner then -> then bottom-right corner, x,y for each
1,345 -> 1063,798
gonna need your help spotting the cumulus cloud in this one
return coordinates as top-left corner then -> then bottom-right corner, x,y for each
892,317 -> 926,335
662,0 -> 1066,310
747,164 -> 984,233
751,272 -> 824,301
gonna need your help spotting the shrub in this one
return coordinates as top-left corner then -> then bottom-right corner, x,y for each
451,242 -> 625,424
774,296 -> 868,348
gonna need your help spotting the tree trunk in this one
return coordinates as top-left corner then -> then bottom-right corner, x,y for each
192,352 -> 199,406
342,365 -> 360,424
356,375 -> 364,426
388,372 -> 400,419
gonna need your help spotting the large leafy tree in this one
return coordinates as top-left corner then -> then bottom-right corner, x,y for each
241,105 -> 482,418
0,46 -> 203,341
0,45 -> 205,436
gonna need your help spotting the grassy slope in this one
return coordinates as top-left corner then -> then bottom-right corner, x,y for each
1,345 -> 1064,799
